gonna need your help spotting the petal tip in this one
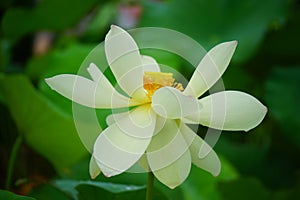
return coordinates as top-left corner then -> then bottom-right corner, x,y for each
102,169 -> 122,178
212,168 -> 221,177
110,24 -> 117,29
44,77 -> 52,83
90,172 -> 100,179
87,62 -> 98,72
212,173 -> 219,178
168,185 -> 177,189
212,158 -> 221,177
44,77 -> 56,90
228,40 -> 238,48
89,62 -> 97,68
103,173 -> 111,178
244,104 -> 268,132
109,24 -> 123,35
101,169 -> 114,178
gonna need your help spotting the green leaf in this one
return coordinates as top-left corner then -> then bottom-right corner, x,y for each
52,180 -> 168,200
2,0 -> 100,40
53,180 -> 144,198
76,184 -> 143,200
0,190 -> 36,200
218,177 -> 270,200
180,156 -> 239,200
0,74 -> 87,171
265,66 -> 300,147
30,184 -> 72,200
140,0 -> 288,63
26,43 -> 95,116
28,42 -> 113,153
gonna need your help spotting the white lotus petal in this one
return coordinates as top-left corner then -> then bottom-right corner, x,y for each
152,150 -> 191,189
89,156 -> 101,179
106,112 -> 128,126
152,87 -> 200,119
87,63 -> 103,81
184,91 -> 268,131
93,105 -> 156,177
105,25 -> 143,96
146,120 -> 190,171
153,115 -> 167,136
114,105 -> 156,139
180,123 -> 221,176
142,55 -> 160,72
184,41 -> 237,98
45,74 -> 139,108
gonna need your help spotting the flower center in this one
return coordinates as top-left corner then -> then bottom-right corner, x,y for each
143,71 -> 183,98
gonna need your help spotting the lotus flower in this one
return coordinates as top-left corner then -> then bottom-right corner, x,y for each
45,25 -> 267,189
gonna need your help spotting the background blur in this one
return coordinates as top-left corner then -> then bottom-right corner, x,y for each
0,0 -> 300,199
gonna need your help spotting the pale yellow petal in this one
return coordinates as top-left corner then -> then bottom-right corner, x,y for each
180,123 -> 221,176
142,55 -> 160,72
147,120 -> 190,170
184,91 -> 267,131
93,105 -> 156,177
152,87 -> 200,119
45,73 -> 135,108
152,150 -> 191,189
184,41 -> 237,97
89,156 -> 101,179
105,25 -> 143,96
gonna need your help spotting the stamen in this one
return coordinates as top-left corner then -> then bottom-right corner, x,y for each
173,82 -> 184,92
143,71 -> 184,98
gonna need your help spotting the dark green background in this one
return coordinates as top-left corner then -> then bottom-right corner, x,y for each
0,0 -> 299,199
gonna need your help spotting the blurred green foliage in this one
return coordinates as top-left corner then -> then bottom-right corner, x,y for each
0,75 -> 87,171
0,189 -> 36,200
0,0 -> 299,199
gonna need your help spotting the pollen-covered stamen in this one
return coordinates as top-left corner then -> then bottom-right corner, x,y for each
173,82 -> 184,91
143,71 -> 184,98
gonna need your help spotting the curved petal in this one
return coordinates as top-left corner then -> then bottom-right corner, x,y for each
93,105 -> 156,177
152,87 -> 201,119
180,123 -> 221,176
45,73 -> 138,108
89,156 -> 101,179
105,25 -> 143,96
106,112 -> 128,126
153,115 -> 167,136
146,120 -> 190,171
184,41 -> 238,98
152,150 -> 191,189
114,105 -> 156,139
184,91 -> 268,131
142,55 -> 160,72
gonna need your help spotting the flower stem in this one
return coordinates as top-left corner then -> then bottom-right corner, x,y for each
146,172 -> 154,200
5,135 -> 22,190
